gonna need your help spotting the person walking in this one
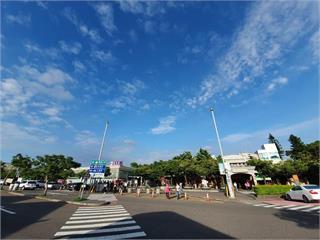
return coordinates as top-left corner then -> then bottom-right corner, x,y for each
233,182 -> 238,192
165,183 -> 171,199
176,183 -> 181,200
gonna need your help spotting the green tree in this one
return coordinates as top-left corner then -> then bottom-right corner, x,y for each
268,133 -> 284,159
247,159 -> 273,184
286,135 -> 310,160
33,155 -> 81,196
11,154 -> 33,178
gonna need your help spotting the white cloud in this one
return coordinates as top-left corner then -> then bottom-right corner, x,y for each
119,79 -> 145,95
187,1 -> 317,107
267,76 -> 288,91
0,78 -> 32,116
73,60 -> 86,72
104,79 -> 147,113
25,42 -> 59,59
42,107 -> 60,117
92,3 -> 117,35
91,50 -> 115,63
151,116 -> 176,135
38,67 -> 73,86
75,130 -> 99,147
119,1 -> 166,16
63,8 -> 103,43
59,41 -> 82,54
1,64 -> 74,118
222,118 -> 319,144
0,121 -> 58,153
6,14 -> 31,26
36,1 -> 48,9
310,30 -> 320,62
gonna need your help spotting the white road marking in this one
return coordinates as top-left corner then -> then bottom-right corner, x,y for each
263,204 -> 279,208
70,213 -> 130,220
73,210 -> 127,216
274,205 -> 298,209
63,231 -> 147,240
253,204 -> 269,207
0,207 -> 16,215
301,206 -> 320,212
77,205 -> 124,210
66,216 -> 133,224
287,205 -> 313,210
61,220 -> 136,229
54,225 -> 141,236
75,208 -> 125,213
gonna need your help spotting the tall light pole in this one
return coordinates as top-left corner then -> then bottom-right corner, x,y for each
210,108 -> 235,198
98,121 -> 109,161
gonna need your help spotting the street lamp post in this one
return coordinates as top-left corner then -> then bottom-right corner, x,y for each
98,121 -> 109,161
210,108 -> 235,198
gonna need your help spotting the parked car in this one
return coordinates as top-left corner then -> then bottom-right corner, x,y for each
47,182 -> 61,190
285,185 -> 320,203
36,180 -> 45,188
19,180 -> 37,190
67,182 -> 89,191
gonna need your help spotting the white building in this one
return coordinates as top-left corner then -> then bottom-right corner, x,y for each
219,153 -> 258,186
257,143 -> 281,163
107,161 -> 132,180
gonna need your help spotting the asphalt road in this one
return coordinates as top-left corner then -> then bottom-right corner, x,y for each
117,195 -> 319,239
1,191 -> 319,239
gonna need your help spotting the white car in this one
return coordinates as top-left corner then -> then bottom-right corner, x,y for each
285,185 -> 320,203
19,180 -> 37,190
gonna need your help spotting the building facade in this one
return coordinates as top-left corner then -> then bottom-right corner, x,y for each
256,143 -> 281,163
108,161 -> 132,180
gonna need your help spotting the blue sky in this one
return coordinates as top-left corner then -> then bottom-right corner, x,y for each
1,1 -> 319,166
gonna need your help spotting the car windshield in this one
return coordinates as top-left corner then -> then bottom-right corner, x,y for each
303,185 -> 320,189
28,181 -> 36,184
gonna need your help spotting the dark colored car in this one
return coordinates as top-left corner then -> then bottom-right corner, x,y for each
67,182 -> 89,191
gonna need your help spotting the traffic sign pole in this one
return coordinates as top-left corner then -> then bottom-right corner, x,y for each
98,121 -> 109,161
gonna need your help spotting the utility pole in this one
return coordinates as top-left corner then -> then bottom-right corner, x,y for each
210,108 -> 235,198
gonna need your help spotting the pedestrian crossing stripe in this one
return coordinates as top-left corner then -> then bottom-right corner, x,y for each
54,225 -> 141,237
73,210 -> 128,216
61,220 -> 136,230
253,203 -> 320,213
70,213 -> 130,220
77,206 -> 125,211
301,206 -> 320,212
66,217 -> 133,225
54,205 -> 146,239
64,231 -> 147,240
287,205 -> 311,210
75,208 -> 125,213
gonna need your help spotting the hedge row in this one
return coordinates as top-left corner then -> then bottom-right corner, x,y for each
253,185 -> 292,195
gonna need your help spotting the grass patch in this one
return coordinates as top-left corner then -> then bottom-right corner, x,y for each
73,196 -> 87,202
253,185 -> 292,196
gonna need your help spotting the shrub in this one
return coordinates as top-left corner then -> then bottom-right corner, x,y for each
253,184 -> 292,196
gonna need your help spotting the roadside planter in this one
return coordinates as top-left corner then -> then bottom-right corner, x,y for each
253,185 -> 292,196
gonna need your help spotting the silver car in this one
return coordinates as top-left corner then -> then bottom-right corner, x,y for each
285,185 -> 320,203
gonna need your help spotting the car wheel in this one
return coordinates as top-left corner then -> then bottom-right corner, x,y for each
303,195 -> 310,203
286,194 -> 292,201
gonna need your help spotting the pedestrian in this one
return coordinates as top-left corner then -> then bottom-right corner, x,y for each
165,183 -> 170,199
176,183 -> 181,200
233,182 -> 238,192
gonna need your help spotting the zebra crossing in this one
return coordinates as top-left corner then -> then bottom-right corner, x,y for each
54,205 -> 146,239
252,203 -> 320,213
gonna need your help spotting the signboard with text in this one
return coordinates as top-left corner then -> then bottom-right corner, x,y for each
89,160 -> 107,178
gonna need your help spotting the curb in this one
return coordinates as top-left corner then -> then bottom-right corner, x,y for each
6,191 -> 25,196
5,191 -> 106,206
65,201 -> 107,206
